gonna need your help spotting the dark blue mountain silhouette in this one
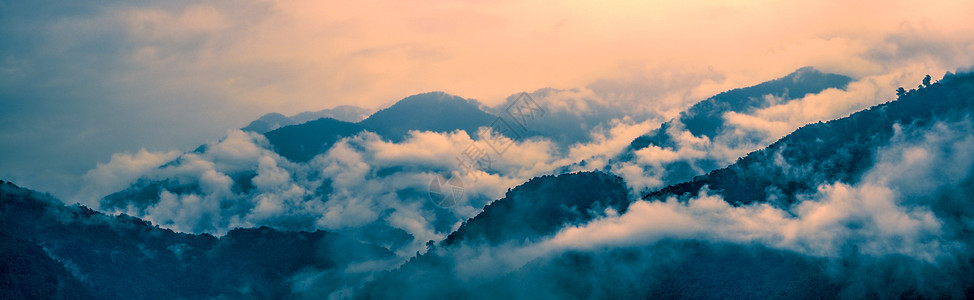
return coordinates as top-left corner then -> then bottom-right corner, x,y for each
0,230 -> 96,299
242,105 -> 370,133
358,91 -> 498,142
260,91 -> 498,163
0,180 -> 394,299
443,171 -> 631,246
263,117 -> 365,162
241,112 -> 291,133
611,67 -> 852,186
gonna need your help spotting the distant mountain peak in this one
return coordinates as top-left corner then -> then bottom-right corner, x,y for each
253,91 -> 498,162
241,113 -> 292,133
254,112 -> 288,122
786,66 -> 833,83
383,91 -> 479,108
358,91 -> 496,142
792,66 -> 819,74
241,106 -> 371,133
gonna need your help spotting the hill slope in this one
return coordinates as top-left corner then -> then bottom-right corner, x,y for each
443,171 -> 631,246
263,117 -> 365,162
645,71 -> 974,206
613,67 -> 853,187
630,67 -> 852,150
0,180 -> 395,299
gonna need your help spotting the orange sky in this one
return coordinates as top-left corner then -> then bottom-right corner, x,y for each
114,0 -> 974,113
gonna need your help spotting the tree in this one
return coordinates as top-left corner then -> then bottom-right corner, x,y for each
923,74 -> 932,87
896,87 -> 906,97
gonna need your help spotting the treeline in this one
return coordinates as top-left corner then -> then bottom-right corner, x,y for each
0,181 -> 394,299
646,71 -> 974,205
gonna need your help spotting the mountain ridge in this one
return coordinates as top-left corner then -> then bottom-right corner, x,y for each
609,66 -> 854,189
644,70 -> 974,205
242,105 -> 371,133
0,180 -> 395,299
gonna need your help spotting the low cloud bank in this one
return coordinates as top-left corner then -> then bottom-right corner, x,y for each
404,118 -> 974,299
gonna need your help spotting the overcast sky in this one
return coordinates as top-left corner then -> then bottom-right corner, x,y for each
1,0 -> 973,198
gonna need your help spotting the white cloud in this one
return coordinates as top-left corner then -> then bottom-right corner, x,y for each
77,148 -> 181,208
562,117 -> 662,168
724,65 -> 941,141
445,119 -> 974,279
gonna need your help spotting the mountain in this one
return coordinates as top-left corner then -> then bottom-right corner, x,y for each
263,117 -> 364,162
443,171 -> 631,246
0,73 -> 974,299
631,67 -> 852,149
241,112 -> 291,133
611,67 -> 853,187
257,91 -> 499,163
474,240 -> 838,299
358,71 -> 974,299
358,171 -> 842,299
358,91 -> 498,142
361,171 -> 633,298
92,92 -> 506,254
645,71 -> 974,205
681,67 -> 851,138
290,105 -> 372,124
0,180 -> 395,299
96,91 -> 502,237
361,240 -> 840,299
0,230 -> 96,300
242,105 -> 371,133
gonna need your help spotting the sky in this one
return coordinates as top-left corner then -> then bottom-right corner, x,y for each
1,0 -> 974,199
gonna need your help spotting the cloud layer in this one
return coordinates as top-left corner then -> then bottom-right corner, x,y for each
78,70 -> 966,259
354,116 -> 974,299
497,117 -> 974,277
